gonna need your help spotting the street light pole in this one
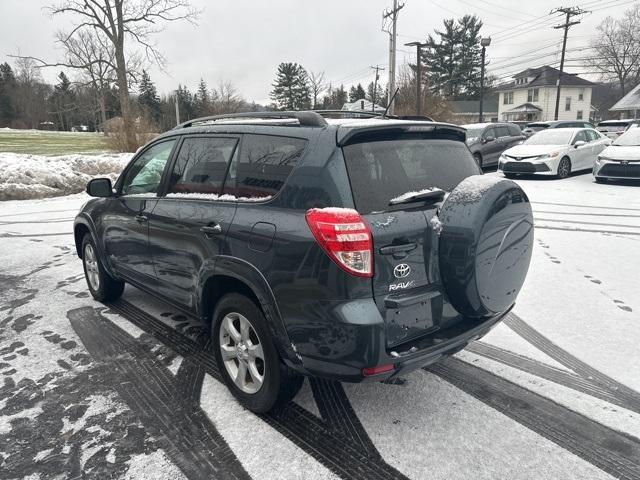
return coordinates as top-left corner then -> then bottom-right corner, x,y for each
405,41 -> 428,116
479,37 -> 491,123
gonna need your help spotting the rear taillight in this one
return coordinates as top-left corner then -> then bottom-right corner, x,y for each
305,208 -> 373,278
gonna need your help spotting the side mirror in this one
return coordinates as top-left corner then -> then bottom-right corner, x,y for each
573,140 -> 586,148
86,178 -> 114,197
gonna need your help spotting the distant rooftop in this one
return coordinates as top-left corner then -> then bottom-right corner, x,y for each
610,83 -> 640,111
342,98 -> 385,112
497,65 -> 594,90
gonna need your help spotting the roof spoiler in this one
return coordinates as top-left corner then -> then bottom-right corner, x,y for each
337,124 -> 466,146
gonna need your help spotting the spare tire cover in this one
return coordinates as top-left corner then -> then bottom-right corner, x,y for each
438,175 -> 533,318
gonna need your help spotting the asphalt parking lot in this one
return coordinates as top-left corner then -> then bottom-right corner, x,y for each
1,171 -> 640,480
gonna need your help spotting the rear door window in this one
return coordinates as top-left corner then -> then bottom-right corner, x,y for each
508,124 -> 521,136
167,136 -> 238,195
226,134 -> 306,199
343,137 -> 479,214
496,126 -> 511,138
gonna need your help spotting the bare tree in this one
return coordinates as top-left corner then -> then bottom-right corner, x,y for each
13,57 -> 51,128
309,71 -> 326,109
212,81 -> 244,114
49,0 -> 198,150
588,5 -> 640,96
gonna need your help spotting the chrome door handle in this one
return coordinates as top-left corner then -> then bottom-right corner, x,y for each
200,224 -> 222,235
135,214 -> 148,223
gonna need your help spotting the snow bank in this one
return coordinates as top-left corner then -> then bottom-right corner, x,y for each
0,152 -> 132,200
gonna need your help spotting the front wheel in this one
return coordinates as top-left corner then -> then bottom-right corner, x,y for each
473,153 -> 483,169
82,234 -> 124,302
557,157 -> 572,179
212,293 -> 303,413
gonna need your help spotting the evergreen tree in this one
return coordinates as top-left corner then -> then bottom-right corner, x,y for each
50,71 -> 75,130
270,62 -> 311,110
194,78 -> 210,116
138,70 -> 161,122
0,63 -> 16,126
366,81 -> 386,107
348,83 -> 366,102
176,84 -> 195,121
322,84 -> 348,109
422,15 -> 483,99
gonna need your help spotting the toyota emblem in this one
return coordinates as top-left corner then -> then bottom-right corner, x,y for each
393,263 -> 411,278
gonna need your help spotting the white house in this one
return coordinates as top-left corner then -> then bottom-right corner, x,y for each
496,66 -> 594,123
609,83 -> 640,119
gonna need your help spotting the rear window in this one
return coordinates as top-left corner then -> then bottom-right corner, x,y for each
343,138 -> 479,214
225,134 -> 306,199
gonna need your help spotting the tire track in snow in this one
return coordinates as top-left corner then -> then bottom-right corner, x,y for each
427,357 -> 640,480
69,306 -> 250,480
531,201 -> 640,212
106,299 -> 410,480
466,342 -> 629,410
504,312 -> 640,415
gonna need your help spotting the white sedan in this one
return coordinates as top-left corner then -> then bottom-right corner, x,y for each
594,127 -> 640,182
498,128 -> 611,179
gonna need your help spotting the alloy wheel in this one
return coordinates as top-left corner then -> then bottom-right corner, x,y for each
558,158 -> 571,178
219,312 -> 265,394
84,243 -> 100,291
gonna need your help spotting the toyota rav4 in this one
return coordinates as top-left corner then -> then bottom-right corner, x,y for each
74,111 -> 533,412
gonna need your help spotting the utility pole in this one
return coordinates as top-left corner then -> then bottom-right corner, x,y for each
383,0 -> 404,115
405,41 -> 427,116
479,37 -> 491,123
551,6 -> 588,120
174,89 -> 180,126
370,65 -> 386,111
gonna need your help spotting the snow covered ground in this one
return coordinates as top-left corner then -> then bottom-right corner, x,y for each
0,171 -> 639,479
0,152 -> 131,201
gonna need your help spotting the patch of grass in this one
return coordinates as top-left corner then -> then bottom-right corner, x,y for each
0,130 -> 112,156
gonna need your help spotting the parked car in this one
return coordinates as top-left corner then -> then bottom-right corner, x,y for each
596,119 -> 640,139
594,127 -> 640,182
498,127 -> 611,179
462,122 -> 525,168
75,111 -> 533,413
71,125 -> 90,132
521,120 -> 594,137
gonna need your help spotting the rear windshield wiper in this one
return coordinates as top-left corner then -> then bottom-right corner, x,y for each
389,188 -> 446,206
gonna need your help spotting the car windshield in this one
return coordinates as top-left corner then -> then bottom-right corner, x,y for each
343,137 -> 479,214
598,122 -> 629,129
524,130 -> 573,145
463,127 -> 484,139
613,129 -> 640,146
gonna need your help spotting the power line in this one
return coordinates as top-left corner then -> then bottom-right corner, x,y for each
383,0 -> 405,114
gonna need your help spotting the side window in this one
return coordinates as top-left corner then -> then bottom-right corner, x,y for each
496,126 -> 511,138
586,130 -> 599,142
508,124 -> 522,136
121,139 -> 176,195
573,130 -> 588,144
227,134 -> 306,199
484,127 -> 496,140
167,136 -> 238,195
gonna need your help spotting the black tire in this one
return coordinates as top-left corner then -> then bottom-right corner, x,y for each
595,176 -> 607,184
81,234 -> 124,302
503,172 -> 517,179
557,157 -> 572,179
473,153 -> 483,169
212,293 -> 303,413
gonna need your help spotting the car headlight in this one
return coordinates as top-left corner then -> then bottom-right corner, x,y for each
597,156 -> 612,161
537,151 -> 559,160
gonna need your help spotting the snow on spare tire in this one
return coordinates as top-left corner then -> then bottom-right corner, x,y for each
437,175 -> 533,318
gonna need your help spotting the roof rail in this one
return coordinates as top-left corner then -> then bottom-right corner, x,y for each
313,110 -> 386,119
173,111 -> 328,129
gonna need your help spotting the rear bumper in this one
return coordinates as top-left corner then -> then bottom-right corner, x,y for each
289,305 -> 509,383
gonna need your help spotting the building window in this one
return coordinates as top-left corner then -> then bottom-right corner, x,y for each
565,96 -> 571,111
503,91 -> 514,105
578,89 -> 584,101
577,110 -> 583,120
527,88 -> 539,102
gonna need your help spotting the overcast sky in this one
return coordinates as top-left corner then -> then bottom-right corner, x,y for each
0,0 -> 631,103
